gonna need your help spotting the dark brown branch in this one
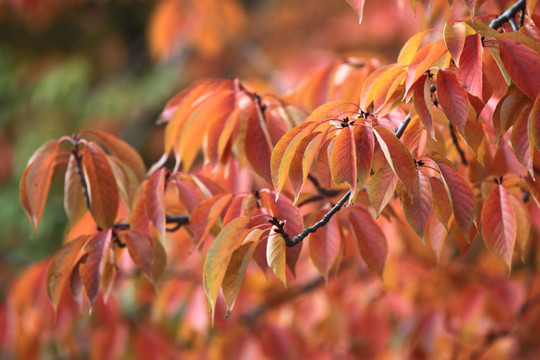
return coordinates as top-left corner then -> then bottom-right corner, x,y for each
395,114 -> 411,139
270,190 -> 351,247
307,174 -> 343,197
242,275 -> 324,323
449,123 -> 468,165
112,215 -> 190,232
489,0 -> 526,30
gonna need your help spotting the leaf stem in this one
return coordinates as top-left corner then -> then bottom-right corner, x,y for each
489,0 -> 526,30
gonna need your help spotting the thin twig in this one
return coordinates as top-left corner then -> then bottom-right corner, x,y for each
489,0 -> 526,30
270,190 -> 351,247
165,215 -> 190,231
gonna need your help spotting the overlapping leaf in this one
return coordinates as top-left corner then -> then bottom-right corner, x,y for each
308,211 -> 340,279
349,208 -> 387,278
79,230 -> 113,306
498,37 -> 540,100
458,33 -> 483,99
398,170 -> 432,241
437,69 -> 470,133
481,184 -> 516,271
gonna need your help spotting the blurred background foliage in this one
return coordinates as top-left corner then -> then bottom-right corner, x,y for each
0,0 -> 425,294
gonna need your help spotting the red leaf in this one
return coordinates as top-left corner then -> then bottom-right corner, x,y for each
20,140 -> 59,232
345,0 -> 365,23
481,184 -> 516,271
492,87 -> 529,140
290,131 -> 323,203
531,94 -> 540,153
80,130 -> 146,182
458,33 -> 483,99
121,231 -> 153,280
405,40 -> 447,95
145,168 -> 166,241
437,69 -> 470,133
190,194 -> 234,248
511,105 -> 534,176
46,235 -> 91,310
443,22 -> 466,63
349,208 -> 387,278
308,211 -> 340,279
368,164 -> 398,216
353,125 -> 375,188
498,37 -> 540,101
398,170 -> 432,241
425,212 -> 446,263
432,157 -> 476,238
82,142 -> 119,229
79,230 -> 113,306
64,155 -> 88,227
330,126 -> 357,200
373,126 -> 418,197
245,106 -> 273,182
412,74 -> 435,139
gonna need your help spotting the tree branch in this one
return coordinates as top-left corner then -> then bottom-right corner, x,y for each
112,215 -> 190,232
395,114 -> 411,139
489,0 -> 526,30
449,123 -> 468,165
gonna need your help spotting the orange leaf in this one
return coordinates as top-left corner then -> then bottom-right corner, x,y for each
330,126 -> 357,200
492,87 -> 529,140
353,125 -> 374,188
80,130 -> 146,182
349,208 -> 387,278
437,68 -> 470,133
368,164 -> 398,216
425,212 -> 446,263
203,215 -> 250,322
82,142 -> 119,229
429,176 -> 453,230
190,194 -> 234,248
458,33 -> 483,99
481,184 -> 516,272
122,231 -> 153,280
245,106 -> 274,182
308,211 -> 340,279
20,140 -> 59,232
443,22 -> 466,63
289,131 -> 322,202
498,37 -> 540,100
405,40 -> 447,95
64,155 -> 88,227
46,235 -> 91,310
79,230 -> 113,306
398,169 -> 431,241
145,168 -> 166,241
398,30 -> 428,65
373,126 -> 418,197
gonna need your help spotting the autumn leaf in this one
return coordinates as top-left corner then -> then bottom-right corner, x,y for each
349,208 -> 387,278
412,74 -> 435,139
458,33 -> 483,99
20,140 -> 59,232
79,230 -> 113,306
498,37 -> 540,100
373,126 -> 418,197
145,168 -> 166,242
510,105 -> 533,177
353,124 -> 375,188
443,22 -> 467,63
481,184 -> 516,272
222,229 -> 262,315
267,230 -> 288,287
82,142 -> 119,230
398,170 -> 432,241
46,235 -> 91,311
508,194 -> 531,262
190,194 -> 234,248
437,69 -> 470,134
368,164 -> 398,216
429,176 -> 453,230
203,216 -> 250,322
309,211 -> 340,280
531,94 -> 540,153
330,126 -> 357,201
121,231 -> 154,280
405,40 -> 447,95
398,31 -> 428,65
245,105 -> 274,182
64,155 -> 88,227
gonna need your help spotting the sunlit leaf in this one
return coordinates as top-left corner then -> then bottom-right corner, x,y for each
353,124 -> 375,188
412,74 -> 435,139
508,194 -> 531,262
429,176 -> 453,230
203,216 -> 250,322
493,87 -> 529,140
82,142 -> 119,229
79,230 -> 113,306
405,40 -> 447,95
437,69 -> 470,133
190,194 -> 234,248
481,184 -> 516,272
267,231 -> 287,287
20,140 -> 58,232
349,208 -> 387,278
458,33 -> 483,99
330,126 -> 357,201
398,31 -> 427,64
373,126 -> 418,197
222,229 -> 262,315
398,170 -> 431,241
245,106 -> 274,182
498,38 -> 540,100
290,132 -> 323,203
145,168 -> 166,242
443,22 -> 467,63
510,105 -> 534,177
